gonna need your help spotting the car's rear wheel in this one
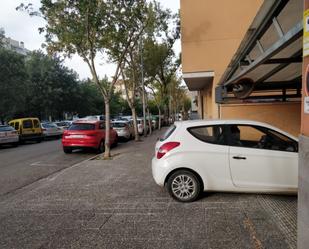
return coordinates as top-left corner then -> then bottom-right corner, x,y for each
167,170 -> 201,202
63,147 -> 72,154
97,140 -> 105,153
12,142 -> 19,147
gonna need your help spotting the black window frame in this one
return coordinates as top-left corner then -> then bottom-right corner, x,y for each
225,124 -> 298,153
33,119 -> 40,128
187,125 -> 228,146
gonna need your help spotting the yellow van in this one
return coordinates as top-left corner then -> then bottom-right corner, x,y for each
9,118 -> 43,143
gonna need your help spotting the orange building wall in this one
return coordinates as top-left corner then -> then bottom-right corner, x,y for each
181,0 -> 263,75
180,0 -> 263,119
220,102 -> 301,136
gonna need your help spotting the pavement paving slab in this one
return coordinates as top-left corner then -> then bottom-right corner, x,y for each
0,129 -> 297,249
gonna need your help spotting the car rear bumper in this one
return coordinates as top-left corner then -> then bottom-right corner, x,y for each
116,130 -> 130,139
151,157 -> 169,187
62,138 -> 98,148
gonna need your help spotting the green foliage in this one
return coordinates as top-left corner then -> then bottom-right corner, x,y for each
0,29 -> 5,48
24,51 -> 80,119
0,48 -> 27,122
0,49 -> 127,123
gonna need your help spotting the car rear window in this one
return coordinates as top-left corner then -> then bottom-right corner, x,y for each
160,125 -> 176,141
69,124 -> 95,130
0,126 -> 15,132
113,122 -> 127,128
188,125 -> 226,145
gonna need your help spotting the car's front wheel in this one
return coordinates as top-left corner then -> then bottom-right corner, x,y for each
167,170 -> 201,202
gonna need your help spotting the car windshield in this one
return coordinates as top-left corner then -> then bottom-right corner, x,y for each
0,126 -> 14,132
160,125 -> 176,141
112,122 -> 127,128
69,123 -> 95,130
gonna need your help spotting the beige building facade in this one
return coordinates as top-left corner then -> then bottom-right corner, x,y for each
181,0 -> 302,136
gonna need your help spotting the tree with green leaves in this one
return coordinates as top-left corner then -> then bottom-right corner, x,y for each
19,0 -> 154,158
0,29 -> 5,48
142,15 -> 180,124
0,48 -> 27,123
120,1 -> 173,135
25,51 -> 80,120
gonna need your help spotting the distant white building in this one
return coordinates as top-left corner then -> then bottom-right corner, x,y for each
2,36 -> 30,56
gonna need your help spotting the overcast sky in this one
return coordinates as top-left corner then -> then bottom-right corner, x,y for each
0,0 -> 180,80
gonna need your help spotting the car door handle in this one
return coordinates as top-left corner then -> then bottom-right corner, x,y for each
233,156 -> 247,160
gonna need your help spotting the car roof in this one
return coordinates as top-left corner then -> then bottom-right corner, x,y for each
9,117 -> 40,122
175,119 -> 298,140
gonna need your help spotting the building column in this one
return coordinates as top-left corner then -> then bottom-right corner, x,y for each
298,1 -> 309,248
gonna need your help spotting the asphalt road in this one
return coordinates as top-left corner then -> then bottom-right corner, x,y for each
0,138 -> 94,199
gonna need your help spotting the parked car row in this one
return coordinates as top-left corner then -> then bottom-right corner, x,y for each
0,118 -> 68,147
1,114 -> 162,154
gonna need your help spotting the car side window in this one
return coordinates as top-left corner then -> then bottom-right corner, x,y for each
23,120 -> 33,129
14,122 -> 19,130
227,125 -> 298,152
188,125 -> 226,145
33,119 -> 40,128
262,128 -> 298,152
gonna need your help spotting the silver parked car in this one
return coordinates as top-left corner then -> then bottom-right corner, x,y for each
112,120 -> 134,141
55,121 -> 72,130
0,125 -> 19,147
41,122 -> 63,139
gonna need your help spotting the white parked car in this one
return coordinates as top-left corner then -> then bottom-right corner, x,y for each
41,122 -> 63,139
137,118 -> 144,135
0,125 -> 19,147
152,120 -> 298,202
112,120 -> 134,141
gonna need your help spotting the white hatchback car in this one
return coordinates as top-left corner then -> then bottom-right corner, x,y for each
152,120 -> 298,202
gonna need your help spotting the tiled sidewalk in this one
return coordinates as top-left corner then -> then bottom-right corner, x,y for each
0,129 -> 297,249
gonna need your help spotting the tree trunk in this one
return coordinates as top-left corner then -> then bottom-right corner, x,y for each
147,108 -> 152,135
104,100 -> 111,158
131,107 -> 140,141
158,108 -> 161,130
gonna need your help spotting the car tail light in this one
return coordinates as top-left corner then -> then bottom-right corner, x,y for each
157,142 -> 180,159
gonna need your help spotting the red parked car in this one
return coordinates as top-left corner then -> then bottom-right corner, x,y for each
62,120 -> 118,154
